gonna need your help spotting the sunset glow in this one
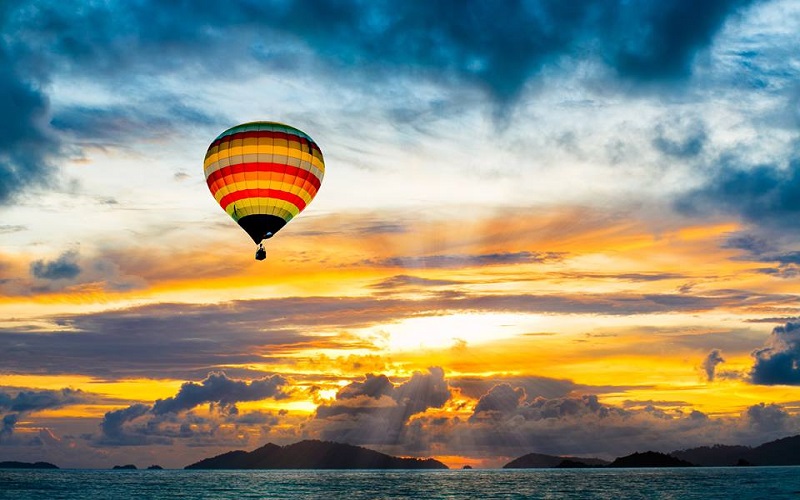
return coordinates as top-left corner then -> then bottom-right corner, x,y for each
2,0 -> 800,470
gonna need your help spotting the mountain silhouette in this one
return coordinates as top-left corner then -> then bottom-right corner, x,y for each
504,434 -> 800,468
185,440 -> 448,469
0,461 -> 58,469
672,434 -> 800,466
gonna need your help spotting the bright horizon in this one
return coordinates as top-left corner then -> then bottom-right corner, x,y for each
2,0 -> 800,469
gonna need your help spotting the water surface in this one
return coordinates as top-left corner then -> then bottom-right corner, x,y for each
2,467 -> 799,499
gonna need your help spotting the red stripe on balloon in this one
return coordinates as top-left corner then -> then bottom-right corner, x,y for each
205,162 -> 322,191
219,188 -> 307,212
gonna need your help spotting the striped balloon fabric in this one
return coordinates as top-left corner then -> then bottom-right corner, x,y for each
204,122 -> 324,244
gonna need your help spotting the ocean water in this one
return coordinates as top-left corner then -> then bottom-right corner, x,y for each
1,467 -> 799,499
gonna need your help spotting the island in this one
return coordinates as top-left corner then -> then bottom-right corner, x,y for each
185,439 -> 448,469
0,461 -> 59,469
504,452 -> 608,468
607,451 -> 693,468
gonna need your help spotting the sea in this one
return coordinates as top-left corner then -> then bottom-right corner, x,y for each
1,467 -> 799,499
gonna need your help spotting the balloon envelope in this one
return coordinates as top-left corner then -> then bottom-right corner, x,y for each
204,122 -> 324,243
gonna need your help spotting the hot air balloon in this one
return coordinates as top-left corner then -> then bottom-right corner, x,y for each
204,122 -> 324,260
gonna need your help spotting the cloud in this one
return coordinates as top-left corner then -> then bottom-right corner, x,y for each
311,367 -> 450,445
99,404 -> 152,445
393,367 -> 451,419
98,372 -> 290,445
369,275 -> 463,290
750,322 -> 800,385
602,0 -> 756,82
723,232 -> 776,256
0,0 -> 764,206
3,287 -> 798,379
337,373 -> 394,400
7,0 -> 756,105
29,250 -> 81,280
652,117 -> 707,158
0,387 -> 90,441
702,349 -> 725,381
746,402 -> 789,432
469,384 -> 526,420
755,251 -> 800,279
363,251 -> 566,269
678,158 -> 800,231
0,388 -> 87,412
722,234 -> 800,279
151,372 -> 288,415
0,37 -> 59,205
1,413 -> 18,440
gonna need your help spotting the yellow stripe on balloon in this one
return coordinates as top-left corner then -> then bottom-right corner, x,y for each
212,181 -> 315,206
204,145 -> 325,172
224,198 -> 301,218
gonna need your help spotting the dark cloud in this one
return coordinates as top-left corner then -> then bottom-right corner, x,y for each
1,413 -> 18,440
6,0 -> 755,106
0,38 -> 59,205
99,404 -> 151,445
337,373 -> 394,400
721,234 -> 800,279
312,368 -> 450,445
0,388 -> 86,412
756,264 -> 800,279
98,372 -> 289,445
602,0 -> 754,82
0,388 -> 81,442
469,384 -> 525,420
702,349 -> 725,381
364,251 -> 566,269
678,158 -> 800,230
30,250 -> 81,280
3,288 -> 798,378
151,372 -> 288,415
0,298 -> 380,379
746,402 -> 789,432
393,367 -> 450,419
652,118 -> 707,158
750,322 -> 800,385
722,232 -> 776,256
756,252 -> 800,279
0,0 -> 760,204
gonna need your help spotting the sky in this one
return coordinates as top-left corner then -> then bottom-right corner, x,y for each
1,0 -> 800,469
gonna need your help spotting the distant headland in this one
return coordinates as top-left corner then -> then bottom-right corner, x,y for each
503,434 -> 800,468
185,440 -> 448,470
0,461 -> 58,469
